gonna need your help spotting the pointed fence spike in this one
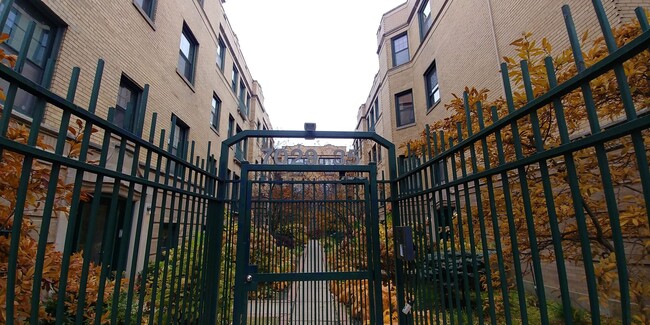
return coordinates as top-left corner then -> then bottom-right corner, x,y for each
463,91 -> 473,136
636,7 -> 649,31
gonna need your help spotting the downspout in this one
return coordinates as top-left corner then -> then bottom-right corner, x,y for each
486,0 -> 501,67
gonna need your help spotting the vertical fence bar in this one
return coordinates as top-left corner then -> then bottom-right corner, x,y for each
500,63 -> 530,324
590,8 -> 650,319
28,66 -> 79,323
468,100 -> 497,325
55,59 -> 104,325
480,106 -> 513,325
3,22 -> 37,323
564,6 -> 629,323
449,128 -> 474,324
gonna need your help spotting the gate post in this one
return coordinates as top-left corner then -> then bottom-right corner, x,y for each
203,143 -> 231,323
387,144 -> 408,325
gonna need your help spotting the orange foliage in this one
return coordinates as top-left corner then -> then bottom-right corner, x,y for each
404,17 -> 649,322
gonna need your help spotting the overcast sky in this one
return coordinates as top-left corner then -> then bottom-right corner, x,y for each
223,0 -> 405,147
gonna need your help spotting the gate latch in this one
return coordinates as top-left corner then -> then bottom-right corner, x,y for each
244,264 -> 258,290
395,226 -> 415,261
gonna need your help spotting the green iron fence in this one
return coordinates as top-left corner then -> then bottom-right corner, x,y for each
212,132 -> 402,324
0,2 -> 219,323
395,2 -> 649,325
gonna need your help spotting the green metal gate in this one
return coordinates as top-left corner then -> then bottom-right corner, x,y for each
210,131 -> 402,324
232,164 -> 383,324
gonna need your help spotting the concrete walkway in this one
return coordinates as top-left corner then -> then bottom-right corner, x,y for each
248,239 -> 350,324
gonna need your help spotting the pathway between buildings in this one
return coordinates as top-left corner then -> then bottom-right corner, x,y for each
247,239 -> 350,324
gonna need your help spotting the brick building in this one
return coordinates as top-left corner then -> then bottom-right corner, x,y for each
355,0 -> 648,314
0,0 -> 272,274
355,0 -> 646,173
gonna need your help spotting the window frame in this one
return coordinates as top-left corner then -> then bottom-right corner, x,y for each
424,62 -> 441,110
115,74 -> 144,136
211,93 -> 221,131
133,0 -> 156,22
391,33 -> 409,67
419,0 -> 433,40
395,90 -> 415,127
0,0 -> 64,118
231,64 -> 239,93
169,115 -> 189,176
216,36 -> 226,71
178,23 -> 198,84
73,196 -> 129,269
374,97 -> 380,119
228,114 -> 235,138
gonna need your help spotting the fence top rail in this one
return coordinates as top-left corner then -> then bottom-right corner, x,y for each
248,179 -> 370,185
222,129 -> 394,150
395,110 -> 650,201
0,63 -> 217,179
396,27 -> 650,182
242,162 -> 378,173
0,136 -> 216,200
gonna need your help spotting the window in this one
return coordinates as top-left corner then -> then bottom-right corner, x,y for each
134,0 -> 155,20
226,169 -> 232,198
73,196 -> 129,269
216,36 -> 225,71
232,174 -> 240,200
170,116 -> 189,175
368,98 -> 380,131
374,97 -> 380,119
235,125 -> 243,161
378,146 -> 382,162
159,221 -> 179,254
228,114 -> 234,138
262,125 -> 269,148
353,139 -> 362,159
231,65 -> 239,92
425,62 -> 440,108
115,75 -> 143,135
419,0 -> 433,39
0,0 -> 60,117
211,94 -> 221,130
392,33 -> 409,67
372,145 -> 377,162
395,90 -> 415,127
238,81 -> 247,116
178,23 -> 198,83
433,160 -> 445,185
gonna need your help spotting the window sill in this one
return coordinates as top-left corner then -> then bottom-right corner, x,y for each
396,122 -> 417,131
132,2 -> 156,31
210,125 -> 220,136
176,69 -> 196,93
426,99 -> 442,115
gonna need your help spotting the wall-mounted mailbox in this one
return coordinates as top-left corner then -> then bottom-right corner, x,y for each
395,226 -> 415,261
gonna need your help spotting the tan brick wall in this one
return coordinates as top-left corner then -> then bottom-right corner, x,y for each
9,0 -> 270,274
359,0 -> 649,314
360,0 -> 647,170
39,0 -> 265,166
